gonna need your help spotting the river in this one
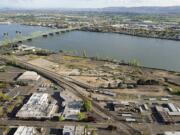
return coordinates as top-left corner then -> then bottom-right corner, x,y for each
0,24 -> 180,71
0,24 -> 50,41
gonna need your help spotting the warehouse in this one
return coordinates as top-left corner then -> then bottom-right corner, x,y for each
63,101 -> 83,121
63,126 -> 75,135
16,93 -> 57,119
60,91 -> 83,121
63,126 -> 85,135
14,126 -> 39,135
154,106 -> 174,124
168,103 -> 178,112
17,71 -> 41,82
164,131 -> 180,135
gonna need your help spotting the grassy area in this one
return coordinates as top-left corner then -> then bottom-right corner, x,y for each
63,55 -> 85,61
117,93 -> 138,100
0,82 -> 7,88
6,96 -> 24,114
0,95 -> 24,117
165,83 -> 180,95
0,92 -> 10,101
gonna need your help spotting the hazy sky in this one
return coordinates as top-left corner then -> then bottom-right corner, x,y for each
1,0 -> 180,8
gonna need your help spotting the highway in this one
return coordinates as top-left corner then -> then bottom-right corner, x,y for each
0,55 -> 142,135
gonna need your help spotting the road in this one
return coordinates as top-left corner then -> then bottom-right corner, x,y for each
0,119 -> 109,129
7,79 -> 43,98
0,55 -> 141,135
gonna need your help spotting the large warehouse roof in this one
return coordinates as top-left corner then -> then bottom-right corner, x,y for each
14,126 -> 39,135
18,71 -> 40,81
16,93 -> 57,119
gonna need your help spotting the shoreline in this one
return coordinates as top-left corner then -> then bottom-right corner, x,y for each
60,53 -> 180,74
80,29 -> 180,42
0,23 -> 180,72
19,23 -> 180,42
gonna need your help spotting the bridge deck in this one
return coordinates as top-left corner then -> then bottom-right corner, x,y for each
0,27 -> 80,46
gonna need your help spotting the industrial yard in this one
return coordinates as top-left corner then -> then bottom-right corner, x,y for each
0,51 -> 179,135
0,1 -> 180,134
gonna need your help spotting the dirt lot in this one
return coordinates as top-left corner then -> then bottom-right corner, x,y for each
111,85 -> 167,97
0,66 -> 25,82
22,53 -> 180,96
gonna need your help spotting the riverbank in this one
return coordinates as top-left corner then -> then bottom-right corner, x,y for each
1,24 -> 180,72
10,52 -> 180,95
21,23 -> 180,41
81,27 -> 180,41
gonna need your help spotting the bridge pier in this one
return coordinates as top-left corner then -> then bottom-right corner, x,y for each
18,41 -> 22,44
4,27 -> 79,46
42,34 -> 48,38
27,38 -> 32,42
49,33 -> 54,36
55,32 -> 60,34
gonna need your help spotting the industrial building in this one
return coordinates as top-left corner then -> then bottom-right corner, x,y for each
17,71 -> 41,82
74,126 -> 85,135
168,103 -> 178,112
16,93 -> 57,119
63,101 -> 83,120
154,106 -> 173,124
154,103 -> 180,124
63,126 -> 75,135
14,126 -> 40,135
163,131 -> 180,135
60,91 -> 83,121
63,126 -> 85,135
13,44 -> 36,52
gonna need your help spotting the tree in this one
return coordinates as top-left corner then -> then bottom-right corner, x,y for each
84,100 -> 92,112
129,59 -> 140,67
78,112 -> 86,121
59,115 -> 65,121
82,49 -> 87,57
92,130 -> 97,135
0,92 -> 10,101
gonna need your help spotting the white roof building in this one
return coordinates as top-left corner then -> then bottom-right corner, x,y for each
18,71 -> 40,82
164,132 -> 180,135
167,103 -> 178,112
16,93 -> 57,119
75,126 -> 85,135
63,126 -> 75,135
63,126 -> 85,135
14,126 -> 39,135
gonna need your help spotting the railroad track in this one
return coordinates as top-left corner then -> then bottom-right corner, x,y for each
1,55 -> 141,135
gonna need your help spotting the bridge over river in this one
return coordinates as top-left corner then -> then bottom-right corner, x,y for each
0,27 -> 80,46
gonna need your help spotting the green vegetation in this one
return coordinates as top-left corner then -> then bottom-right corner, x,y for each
0,92 -> 10,101
59,115 -> 65,121
129,59 -> 140,67
78,112 -> 87,121
84,100 -> 92,112
0,106 -> 4,116
0,82 -> 7,88
7,96 -> 24,114
92,130 -> 98,135
82,50 -> 87,58
165,84 -> 180,95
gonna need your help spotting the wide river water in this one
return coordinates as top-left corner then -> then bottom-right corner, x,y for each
0,24 -> 180,71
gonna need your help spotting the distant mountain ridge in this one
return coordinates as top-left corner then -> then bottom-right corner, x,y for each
0,6 -> 180,14
100,6 -> 180,14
